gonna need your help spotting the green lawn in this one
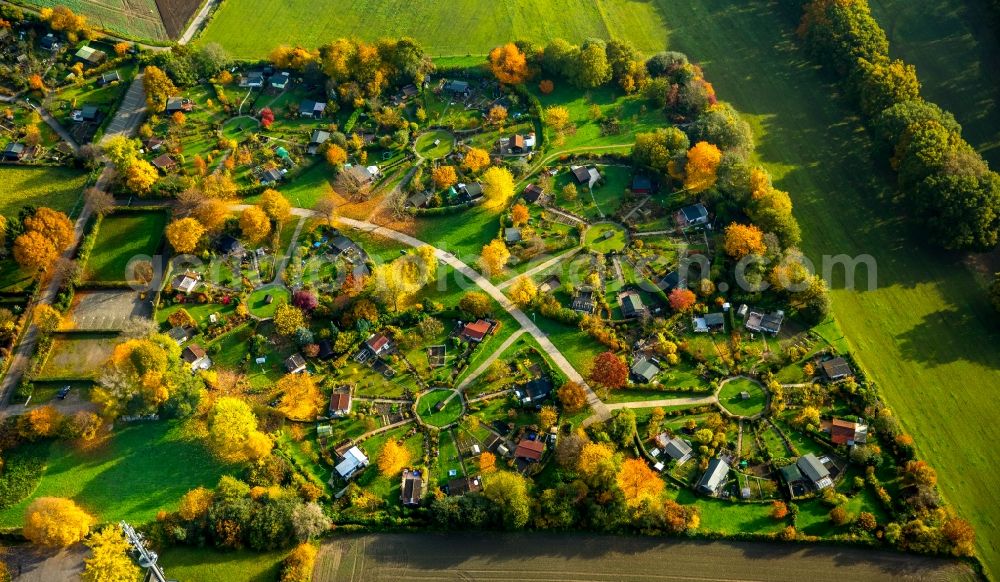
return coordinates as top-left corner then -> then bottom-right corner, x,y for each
416,389 -> 463,427
717,377 -> 766,418
247,286 -> 291,318
200,0 -> 669,59
415,130 -> 454,160
584,222 -> 627,253
656,1 -> 1000,573
158,547 -> 286,582
535,84 -> 669,152
0,167 -> 87,218
85,211 -> 167,282
0,422 -> 234,527
868,0 -> 1000,167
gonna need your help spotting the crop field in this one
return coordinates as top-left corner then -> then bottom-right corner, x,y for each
19,0 -> 169,41
0,422 -> 233,527
85,211 -> 167,282
869,0 -> 1000,167
200,0 -> 670,59
653,1 -> 1000,573
0,167 -> 87,219
314,533 -> 976,582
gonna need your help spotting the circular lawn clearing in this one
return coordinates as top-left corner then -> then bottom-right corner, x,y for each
247,285 -> 290,319
416,389 -> 464,427
585,223 -> 627,253
717,377 -> 767,418
415,130 -> 455,160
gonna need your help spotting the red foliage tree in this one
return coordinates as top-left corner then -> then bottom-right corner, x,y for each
668,288 -> 697,312
292,289 -> 318,311
260,107 -> 275,129
588,351 -> 628,389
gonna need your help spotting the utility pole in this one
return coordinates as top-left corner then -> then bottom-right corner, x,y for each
120,521 -> 170,582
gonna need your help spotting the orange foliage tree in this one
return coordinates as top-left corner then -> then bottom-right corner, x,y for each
431,165 -> 458,189
617,458 -> 664,506
510,203 -> 529,226
488,43 -> 530,84
166,217 -> 206,253
463,147 -> 491,173
557,381 -> 588,412
723,223 -> 766,259
683,141 -> 722,193
588,351 -> 628,389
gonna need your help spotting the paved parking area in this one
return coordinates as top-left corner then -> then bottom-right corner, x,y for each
67,290 -> 152,330
100,73 -> 146,145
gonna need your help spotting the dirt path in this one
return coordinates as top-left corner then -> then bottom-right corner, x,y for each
496,246 -> 583,290
315,532 -> 979,582
177,0 -> 219,45
455,329 -> 526,392
603,395 -> 716,412
334,216 -> 610,422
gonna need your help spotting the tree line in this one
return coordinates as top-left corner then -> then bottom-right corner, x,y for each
797,0 -> 1000,252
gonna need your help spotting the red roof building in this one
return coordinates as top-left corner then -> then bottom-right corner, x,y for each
514,438 -> 545,462
830,418 -> 868,446
366,334 -> 391,355
330,392 -> 352,416
460,320 -> 492,343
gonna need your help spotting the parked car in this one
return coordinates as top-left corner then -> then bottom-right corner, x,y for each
57,386 -> 71,399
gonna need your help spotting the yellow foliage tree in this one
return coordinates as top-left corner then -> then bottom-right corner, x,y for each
178,487 -> 214,521
325,144 -> 347,167
240,206 -> 272,245
544,106 -> 571,132
276,373 -> 324,421
617,458 -> 664,507
508,275 -> 537,307
539,405 -> 558,431
723,223 -> 766,259
165,217 -> 206,253
280,542 -> 318,582
23,497 -> 93,547
143,65 -> 177,112
377,440 -> 410,477
193,198 -> 231,234
273,303 -> 307,336
431,165 -> 457,190
479,239 -> 510,277
463,148 -> 491,173
207,397 -> 273,463
82,526 -> 140,582
201,172 -> 238,199
683,141 -> 722,193
259,189 -> 292,224
13,231 -> 57,275
481,166 -> 515,209
479,451 -> 497,474
124,159 -> 159,195
577,442 -> 616,481
488,43 -> 530,84
34,304 -> 62,334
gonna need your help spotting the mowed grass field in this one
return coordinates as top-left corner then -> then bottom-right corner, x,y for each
85,211 -> 168,282
869,0 -> 1000,167
0,167 -> 87,219
199,0 -> 669,58
0,422 -> 233,527
652,0 -> 1000,574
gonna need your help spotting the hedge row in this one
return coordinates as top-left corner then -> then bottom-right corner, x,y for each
797,0 -> 1000,251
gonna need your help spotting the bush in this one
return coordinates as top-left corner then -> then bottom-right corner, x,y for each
0,447 -> 46,509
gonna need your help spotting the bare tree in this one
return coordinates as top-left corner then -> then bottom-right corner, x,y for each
312,195 -> 339,227
335,168 -> 372,202
84,187 -> 115,216
174,188 -> 203,218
